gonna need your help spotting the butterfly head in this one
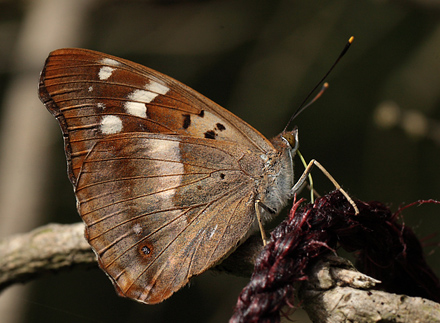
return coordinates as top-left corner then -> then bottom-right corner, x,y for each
281,127 -> 299,155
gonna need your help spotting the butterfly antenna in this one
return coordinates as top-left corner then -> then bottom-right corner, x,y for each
283,36 -> 354,133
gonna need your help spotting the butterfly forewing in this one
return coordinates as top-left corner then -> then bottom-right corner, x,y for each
39,48 -> 277,304
39,48 -> 273,183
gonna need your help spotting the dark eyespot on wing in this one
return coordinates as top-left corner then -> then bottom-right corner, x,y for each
139,243 -> 153,257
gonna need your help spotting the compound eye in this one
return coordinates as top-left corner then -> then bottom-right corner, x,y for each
283,132 -> 296,147
282,128 -> 299,151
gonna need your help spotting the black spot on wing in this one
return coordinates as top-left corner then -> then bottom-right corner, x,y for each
182,114 -> 191,129
198,110 -> 205,118
204,130 -> 216,139
216,123 -> 226,131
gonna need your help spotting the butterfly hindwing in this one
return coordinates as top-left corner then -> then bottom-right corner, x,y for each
77,133 -> 259,303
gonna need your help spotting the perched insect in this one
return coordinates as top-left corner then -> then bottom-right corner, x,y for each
39,42 -> 356,304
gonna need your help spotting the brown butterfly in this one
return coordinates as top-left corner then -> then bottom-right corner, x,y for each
38,48 -> 356,305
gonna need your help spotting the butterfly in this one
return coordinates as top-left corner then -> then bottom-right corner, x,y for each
38,48 -> 355,305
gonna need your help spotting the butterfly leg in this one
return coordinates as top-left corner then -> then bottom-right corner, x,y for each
255,200 -> 268,245
291,159 -> 359,214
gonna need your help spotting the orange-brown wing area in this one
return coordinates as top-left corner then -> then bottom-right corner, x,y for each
38,48 -> 274,186
76,133 -> 262,304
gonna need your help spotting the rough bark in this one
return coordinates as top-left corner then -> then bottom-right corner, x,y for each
0,223 -> 439,322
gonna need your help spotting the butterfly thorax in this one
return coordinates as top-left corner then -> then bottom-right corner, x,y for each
257,130 -> 298,223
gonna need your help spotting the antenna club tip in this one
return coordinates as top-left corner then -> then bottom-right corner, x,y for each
349,36 -> 354,43
323,82 -> 329,88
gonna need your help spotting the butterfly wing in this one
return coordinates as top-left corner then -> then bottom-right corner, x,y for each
78,133 -> 261,303
39,49 -> 273,304
39,48 -> 274,184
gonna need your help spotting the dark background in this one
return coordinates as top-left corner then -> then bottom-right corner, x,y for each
0,1 -> 439,322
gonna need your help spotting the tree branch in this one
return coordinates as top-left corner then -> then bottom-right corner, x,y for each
0,222 -> 95,292
0,222 -> 263,293
0,222 -> 439,322
299,255 -> 440,322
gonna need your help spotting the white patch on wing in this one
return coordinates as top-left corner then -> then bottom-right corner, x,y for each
101,57 -> 120,66
101,115 -> 122,134
88,86 -> 93,92
125,100 -> 148,118
99,66 -> 115,80
130,89 -> 159,103
148,139 -> 183,208
124,90 -> 155,117
123,82 -> 169,118
97,102 -> 106,109
146,81 -> 169,95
